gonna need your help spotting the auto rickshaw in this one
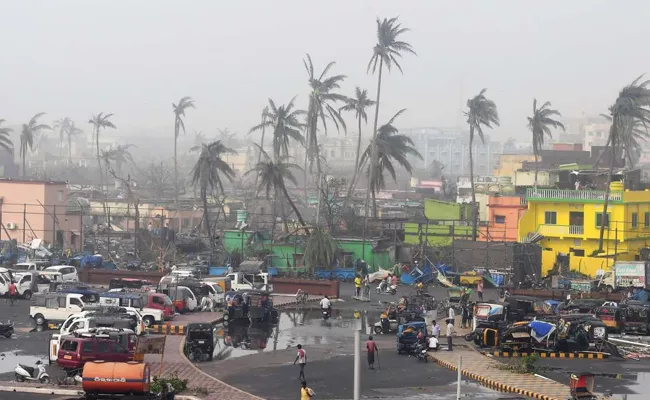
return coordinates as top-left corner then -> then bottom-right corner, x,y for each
594,305 -> 623,332
373,303 -> 424,334
570,373 -> 596,399
185,322 -> 215,362
397,321 -> 427,354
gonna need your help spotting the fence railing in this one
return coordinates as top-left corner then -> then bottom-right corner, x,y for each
538,224 -> 584,237
526,188 -> 623,202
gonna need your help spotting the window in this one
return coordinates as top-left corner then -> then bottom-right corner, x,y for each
57,190 -> 63,202
596,213 -> 610,227
82,341 -> 94,353
632,213 -> 638,228
495,215 -> 506,224
70,321 -> 85,331
645,212 -> 650,227
111,342 -> 128,353
69,298 -> 83,308
544,211 -> 557,225
61,340 -> 78,352
96,341 -> 111,353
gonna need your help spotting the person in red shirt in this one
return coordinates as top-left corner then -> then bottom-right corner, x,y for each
8,281 -> 17,306
366,336 -> 379,369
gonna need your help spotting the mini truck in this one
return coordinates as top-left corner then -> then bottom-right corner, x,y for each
598,261 -> 650,293
97,293 -> 165,327
30,293 -> 85,327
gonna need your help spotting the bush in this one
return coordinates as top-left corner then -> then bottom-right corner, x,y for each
150,373 -> 189,394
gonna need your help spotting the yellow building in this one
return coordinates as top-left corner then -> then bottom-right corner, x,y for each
518,184 -> 650,277
493,154 -> 536,177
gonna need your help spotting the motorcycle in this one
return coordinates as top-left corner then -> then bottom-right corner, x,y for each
15,361 -> 50,384
376,281 -> 397,295
518,274 -> 547,290
322,308 -> 331,321
412,342 -> 428,362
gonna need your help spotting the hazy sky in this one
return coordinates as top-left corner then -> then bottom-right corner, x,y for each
2,0 -> 649,144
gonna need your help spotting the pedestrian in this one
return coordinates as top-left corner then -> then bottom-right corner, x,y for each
294,344 -> 307,381
363,274 -> 370,298
366,335 -> 378,369
448,305 -> 455,322
446,318 -> 455,351
300,381 -> 314,399
477,279 -> 484,302
354,275 -> 362,297
431,320 -> 440,339
8,281 -> 17,306
461,305 -> 469,329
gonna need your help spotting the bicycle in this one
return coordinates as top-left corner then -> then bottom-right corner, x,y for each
296,289 -> 309,305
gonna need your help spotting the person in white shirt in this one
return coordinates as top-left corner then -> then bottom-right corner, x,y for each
428,335 -> 439,351
320,296 -> 332,312
431,320 -> 440,338
446,319 -> 455,351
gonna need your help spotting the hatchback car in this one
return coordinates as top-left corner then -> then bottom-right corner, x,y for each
56,336 -> 133,370
45,265 -> 79,282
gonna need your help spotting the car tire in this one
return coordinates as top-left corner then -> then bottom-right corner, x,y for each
143,316 -> 155,327
22,290 -> 32,300
35,314 -> 45,326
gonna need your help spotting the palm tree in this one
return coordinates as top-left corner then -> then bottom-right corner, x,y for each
364,17 -> 416,231
303,54 -> 348,177
53,117 -> 72,158
173,96 -> 195,205
249,98 -> 304,161
65,121 -> 83,164
305,227 -> 337,273
0,119 -> 14,155
597,76 -> 650,253
527,99 -> 565,186
102,144 -> 135,178
359,110 -> 421,216
252,106 -> 269,195
88,112 -> 116,190
20,113 -> 50,176
465,89 -> 500,241
245,147 -> 309,234
340,87 -> 376,201
192,140 -> 236,250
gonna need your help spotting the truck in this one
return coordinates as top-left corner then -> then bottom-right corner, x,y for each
226,272 -> 272,292
598,261 -> 650,293
30,293 -> 85,326
97,293 -> 166,327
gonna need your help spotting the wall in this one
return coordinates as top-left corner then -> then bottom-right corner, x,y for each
514,170 -> 558,187
479,195 -> 526,242
79,268 -> 166,285
424,199 -> 463,220
270,278 -> 339,297
403,222 -> 472,247
493,154 -> 535,177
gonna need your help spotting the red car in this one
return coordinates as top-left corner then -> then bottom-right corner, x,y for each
56,336 -> 133,370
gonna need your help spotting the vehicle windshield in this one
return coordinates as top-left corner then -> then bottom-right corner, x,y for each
189,330 -> 212,340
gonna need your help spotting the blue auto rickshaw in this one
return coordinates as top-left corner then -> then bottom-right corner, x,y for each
397,321 -> 427,354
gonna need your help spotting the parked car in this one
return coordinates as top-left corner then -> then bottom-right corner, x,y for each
56,335 -> 133,370
44,266 -> 79,282
49,328 -> 136,363
97,293 -> 165,326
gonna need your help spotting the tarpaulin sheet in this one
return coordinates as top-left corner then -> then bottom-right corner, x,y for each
529,320 -> 556,343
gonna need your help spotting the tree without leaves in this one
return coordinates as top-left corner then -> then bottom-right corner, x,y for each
252,106 -> 269,197
249,98 -> 304,161
88,112 -> 117,188
340,87 -> 376,204
173,96 -> 195,205
244,145 -> 310,235
359,109 -> 421,216
192,140 -> 236,251
527,99 -> 565,186
20,112 -> 51,177
597,75 -> 650,253
363,17 -> 416,256
0,119 -> 14,155
465,89 -> 500,241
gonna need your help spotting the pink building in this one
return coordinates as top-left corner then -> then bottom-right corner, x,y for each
0,179 -> 82,251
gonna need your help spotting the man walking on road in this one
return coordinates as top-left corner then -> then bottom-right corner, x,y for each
294,344 -> 307,381
8,281 -> 17,306
366,335 -> 379,369
477,279 -> 484,302
446,318 -> 455,351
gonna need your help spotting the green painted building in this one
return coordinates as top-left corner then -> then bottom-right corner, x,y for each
404,199 -> 473,246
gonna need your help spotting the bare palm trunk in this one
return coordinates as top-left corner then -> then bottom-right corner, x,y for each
304,149 -> 309,203
202,188 -> 213,251
68,136 -> 72,164
254,114 -> 267,195
534,152 -> 539,187
282,184 -> 310,235
597,141 -> 616,253
344,116 -> 364,206
22,153 -> 26,177
174,122 -> 179,206
469,127 -> 477,241
95,127 -> 108,223
362,58 -> 384,255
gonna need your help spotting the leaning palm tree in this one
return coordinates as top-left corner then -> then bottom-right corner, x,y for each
465,89 -> 500,241
192,140 -> 236,250
249,98 -> 304,161
597,76 -> 650,254
527,99 -> 565,186
53,117 -> 71,157
244,147 -> 309,234
88,112 -> 116,190
65,121 -> 83,164
173,96 -> 195,205
20,113 -> 51,177
303,54 -> 348,178
0,119 -> 14,155
252,106 -> 269,195
364,17 -> 416,231
359,110 -> 421,216
340,87 -> 376,201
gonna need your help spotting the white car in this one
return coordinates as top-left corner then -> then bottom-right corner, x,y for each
44,265 -> 79,282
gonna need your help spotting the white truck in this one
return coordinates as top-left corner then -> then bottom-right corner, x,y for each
97,293 -> 164,327
598,261 -> 650,293
226,272 -> 272,292
30,293 -> 85,326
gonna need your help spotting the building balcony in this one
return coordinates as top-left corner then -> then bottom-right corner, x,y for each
526,188 -> 623,203
538,224 -> 585,237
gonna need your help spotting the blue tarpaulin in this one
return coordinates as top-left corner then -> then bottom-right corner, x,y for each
529,321 -> 556,343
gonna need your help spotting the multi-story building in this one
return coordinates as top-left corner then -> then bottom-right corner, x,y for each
493,154 -> 536,177
583,123 -> 610,152
399,128 -> 502,176
518,183 -> 650,277
479,195 -> 527,242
